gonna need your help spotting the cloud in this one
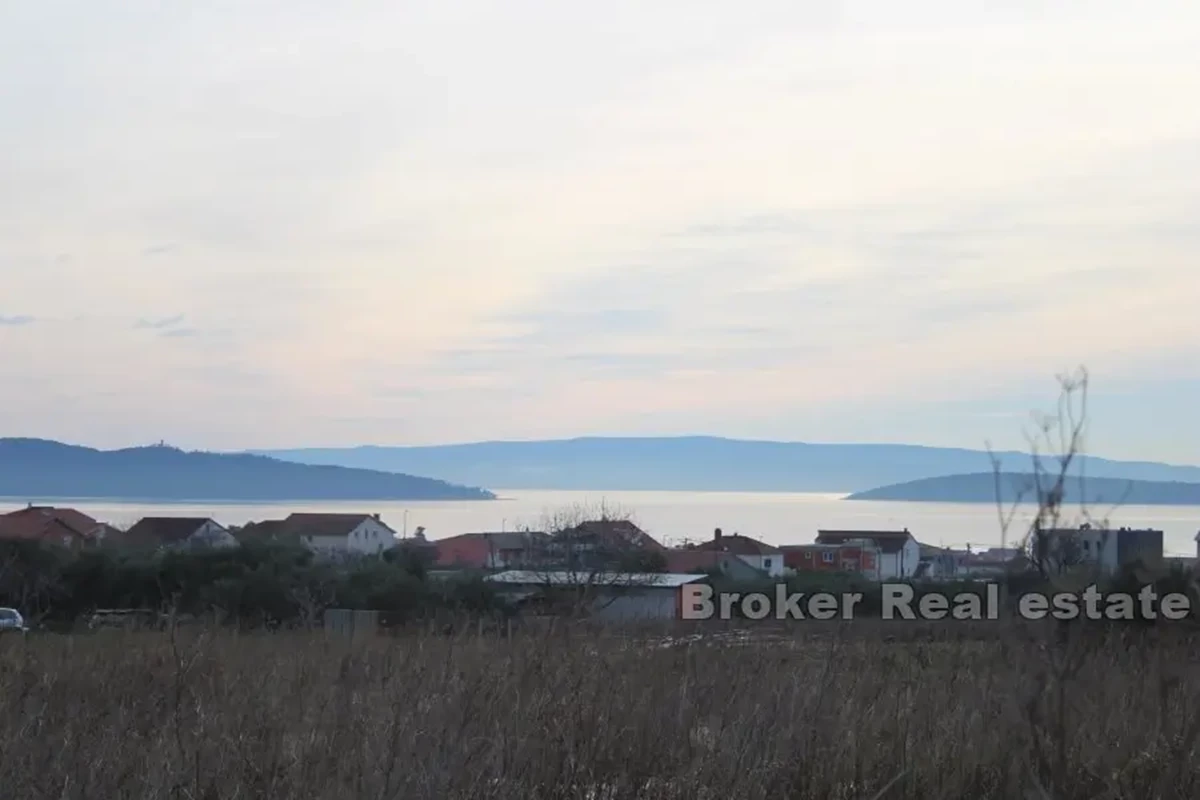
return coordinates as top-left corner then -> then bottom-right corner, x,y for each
133,314 -> 185,330
0,315 -> 35,326
1,1 -> 1199,459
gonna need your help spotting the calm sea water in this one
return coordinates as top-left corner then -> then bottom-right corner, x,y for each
3,490 -> 1198,557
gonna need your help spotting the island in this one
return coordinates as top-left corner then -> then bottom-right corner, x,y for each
845,471 -> 1200,505
253,436 -> 1200,492
0,439 -> 495,501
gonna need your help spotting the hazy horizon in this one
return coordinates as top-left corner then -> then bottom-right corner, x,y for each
3,2 -> 1198,461
6,433 -> 1200,470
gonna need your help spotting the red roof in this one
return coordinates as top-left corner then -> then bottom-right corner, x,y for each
125,517 -> 221,545
694,533 -> 781,556
433,531 -> 549,568
560,520 -> 666,552
0,506 -> 103,544
282,513 -> 395,537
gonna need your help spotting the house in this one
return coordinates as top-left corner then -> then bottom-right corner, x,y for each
238,513 -> 398,556
814,529 -> 920,579
124,517 -> 239,550
555,519 -> 667,552
781,542 -> 881,580
664,548 -> 766,581
274,513 -> 398,556
957,548 -> 1036,578
1034,525 -> 1163,576
484,570 -> 708,622
1166,555 -> 1198,572
958,547 -> 1021,578
546,519 -> 667,570
432,530 -> 551,570
0,505 -> 116,549
691,529 -> 784,577
913,545 -> 967,580
234,519 -> 289,543
981,547 -> 1021,560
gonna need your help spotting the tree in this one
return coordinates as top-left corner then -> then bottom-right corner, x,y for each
0,540 -> 70,621
516,501 -> 669,619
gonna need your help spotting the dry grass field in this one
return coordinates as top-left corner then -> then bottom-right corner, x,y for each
2,622 -> 1200,799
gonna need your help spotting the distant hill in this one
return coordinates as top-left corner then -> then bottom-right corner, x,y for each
846,472 -> 1200,505
252,436 -> 1200,493
0,439 -> 494,501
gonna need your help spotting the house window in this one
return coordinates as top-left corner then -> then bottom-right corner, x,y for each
804,551 -> 812,559
763,558 -> 772,569
822,551 -> 834,564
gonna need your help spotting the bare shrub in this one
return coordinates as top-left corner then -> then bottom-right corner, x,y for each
515,502 -> 668,620
982,367 -> 1200,797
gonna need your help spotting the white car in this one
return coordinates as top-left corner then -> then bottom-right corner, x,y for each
0,608 -> 28,634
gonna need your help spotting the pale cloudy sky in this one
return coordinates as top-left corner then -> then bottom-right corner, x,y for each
1,1 -> 1198,461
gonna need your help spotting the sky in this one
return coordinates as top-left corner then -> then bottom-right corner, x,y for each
1,1 -> 1199,462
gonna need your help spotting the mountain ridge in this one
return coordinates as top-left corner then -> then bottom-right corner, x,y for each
0,438 -> 494,501
252,436 -> 1200,493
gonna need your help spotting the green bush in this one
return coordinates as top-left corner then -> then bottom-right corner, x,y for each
0,540 -> 507,628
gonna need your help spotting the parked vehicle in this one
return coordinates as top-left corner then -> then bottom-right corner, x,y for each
0,608 -> 28,635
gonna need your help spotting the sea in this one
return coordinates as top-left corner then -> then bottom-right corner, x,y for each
3,490 -> 1198,557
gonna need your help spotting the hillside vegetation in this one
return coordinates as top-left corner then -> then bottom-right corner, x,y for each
0,438 -> 494,501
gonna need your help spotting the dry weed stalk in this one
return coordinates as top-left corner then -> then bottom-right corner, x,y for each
985,367 -> 1200,798
3,625 -> 1200,799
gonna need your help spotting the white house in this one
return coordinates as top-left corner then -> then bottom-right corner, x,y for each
815,529 -> 921,580
278,513 -> 398,556
915,545 -> 967,580
693,529 -> 785,577
124,517 -> 239,550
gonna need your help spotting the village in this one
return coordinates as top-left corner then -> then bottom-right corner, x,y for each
0,503 -> 1185,625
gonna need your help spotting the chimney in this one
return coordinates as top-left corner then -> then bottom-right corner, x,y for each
373,513 -> 380,521
714,528 -> 723,547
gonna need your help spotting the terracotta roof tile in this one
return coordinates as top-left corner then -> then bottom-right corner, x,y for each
694,533 -> 782,556
281,513 -> 395,538
0,506 -> 103,544
560,520 -> 666,552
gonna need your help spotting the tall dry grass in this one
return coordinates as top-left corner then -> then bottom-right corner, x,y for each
2,622 -> 1199,799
